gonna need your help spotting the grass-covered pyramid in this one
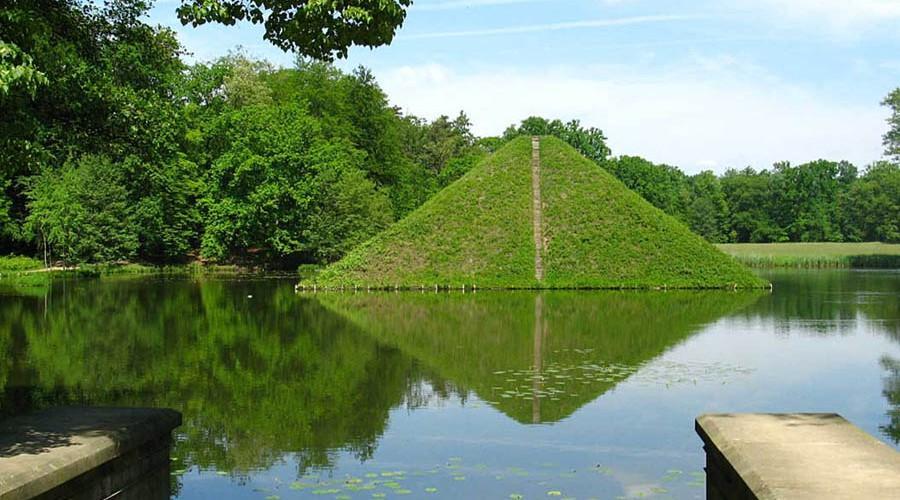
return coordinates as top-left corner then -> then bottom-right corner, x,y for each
310,136 -> 766,289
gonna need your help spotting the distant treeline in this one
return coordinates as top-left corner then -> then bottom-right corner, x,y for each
1,0 -> 898,268
506,118 -> 899,245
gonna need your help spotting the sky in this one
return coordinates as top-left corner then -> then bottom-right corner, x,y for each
148,0 -> 900,174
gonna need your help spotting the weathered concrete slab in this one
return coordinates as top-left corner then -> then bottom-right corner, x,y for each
696,413 -> 900,500
0,406 -> 181,500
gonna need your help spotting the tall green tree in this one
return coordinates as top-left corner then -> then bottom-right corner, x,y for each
1,0 -> 185,255
400,112 -> 481,186
769,160 -> 855,242
720,168 -> 785,243
128,156 -> 203,261
884,88 -> 900,162
840,162 -> 900,243
200,103 -> 391,263
686,171 -> 730,243
265,61 -> 419,214
25,156 -> 138,265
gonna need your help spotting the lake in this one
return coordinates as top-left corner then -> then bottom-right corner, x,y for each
1,270 -> 897,499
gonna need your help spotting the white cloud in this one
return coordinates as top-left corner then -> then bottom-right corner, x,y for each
752,0 -> 900,30
399,15 -> 699,40
375,61 -> 886,173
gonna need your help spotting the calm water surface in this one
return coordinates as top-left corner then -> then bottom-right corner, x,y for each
1,270 -> 898,499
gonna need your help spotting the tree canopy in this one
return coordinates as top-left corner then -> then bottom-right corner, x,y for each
176,0 -> 412,61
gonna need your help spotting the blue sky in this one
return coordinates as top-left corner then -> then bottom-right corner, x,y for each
148,0 -> 900,173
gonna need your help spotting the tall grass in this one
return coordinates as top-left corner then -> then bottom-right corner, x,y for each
0,255 -> 43,272
718,243 -> 900,269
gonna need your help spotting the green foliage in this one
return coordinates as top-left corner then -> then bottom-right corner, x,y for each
0,41 -> 47,96
263,61 -> 444,217
720,168 -> 785,243
0,255 -> 42,271
840,162 -> 900,243
222,54 -> 275,108
884,88 -> 900,162
686,171 -> 730,243
200,104 -> 391,263
604,156 -> 689,220
25,156 -> 138,264
770,160 -> 855,242
1,0 -> 187,258
2,7 -> 462,268
402,112 -> 480,184
311,137 -> 766,289
504,117 -> 611,164
176,0 -> 412,61
130,156 -> 203,261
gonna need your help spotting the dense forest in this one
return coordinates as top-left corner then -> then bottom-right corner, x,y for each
1,0 -> 898,269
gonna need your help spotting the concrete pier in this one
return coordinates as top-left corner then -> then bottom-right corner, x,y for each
0,406 -> 182,500
696,413 -> 900,500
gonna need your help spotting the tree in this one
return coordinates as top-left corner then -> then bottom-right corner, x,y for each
200,103 -> 391,263
176,0 -> 412,61
1,0 -> 185,255
221,54 -> 275,108
504,117 -> 611,163
25,156 -> 138,265
720,168 -> 785,243
604,156 -> 689,221
686,171 -> 730,243
265,61 -> 419,214
840,162 -> 899,243
769,160 -> 855,242
128,156 -> 203,262
884,88 -> 900,162
401,112 -> 478,181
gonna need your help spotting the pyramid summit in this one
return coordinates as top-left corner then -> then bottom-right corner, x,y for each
308,136 -> 767,289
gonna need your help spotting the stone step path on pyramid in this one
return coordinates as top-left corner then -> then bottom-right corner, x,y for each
531,136 -> 544,282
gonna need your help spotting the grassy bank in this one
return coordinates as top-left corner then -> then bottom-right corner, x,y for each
0,256 -> 260,282
717,243 -> 900,268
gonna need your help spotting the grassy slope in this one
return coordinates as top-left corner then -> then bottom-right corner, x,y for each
312,136 -> 537,288
312,136 -> 766,289
540,136 -> 766,288
718,242 -> 900,268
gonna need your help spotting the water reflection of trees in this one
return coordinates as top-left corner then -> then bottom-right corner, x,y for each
739,270 -> 899,339
0,278 -> 458,476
